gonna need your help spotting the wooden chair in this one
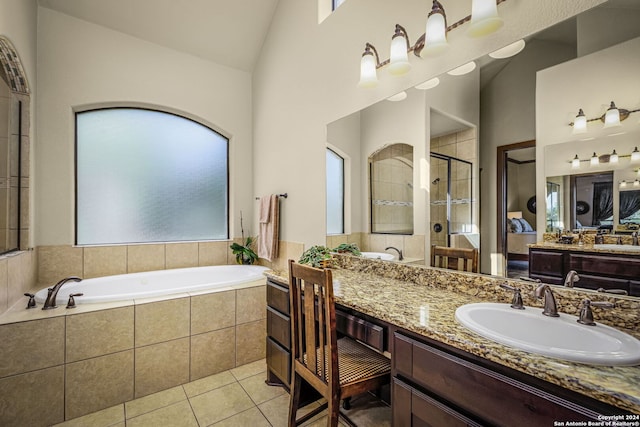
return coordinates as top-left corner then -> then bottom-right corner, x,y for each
430,245 -> 479,273
287,260 -> 390,427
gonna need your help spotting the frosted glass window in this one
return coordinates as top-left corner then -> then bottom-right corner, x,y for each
76,108 -> 228,245
326,148 -> 344,235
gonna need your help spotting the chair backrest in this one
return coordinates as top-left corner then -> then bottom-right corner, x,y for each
288,259 -> 339,398
430,245 -> 479,273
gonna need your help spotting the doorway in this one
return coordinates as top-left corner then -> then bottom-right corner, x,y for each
497,140 -> 536,278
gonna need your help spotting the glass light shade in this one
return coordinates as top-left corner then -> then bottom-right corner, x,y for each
590,152 -> 599,166
603,102 -> 621,128
423,12 -> 448,56
571,155 -> 580,169
572,109 -> 587,134
358,52 -> 378,88
447,61 -> 476,76
387,91 -> 407,102
621,180 -> 627,188
388,34 -> 411,75
467,0 -> 504,37
635,180 -> 640,187
610,150 -> 619,163
489,39 -> 525,59
632,147 -> 640,162
415,77 -> 440,90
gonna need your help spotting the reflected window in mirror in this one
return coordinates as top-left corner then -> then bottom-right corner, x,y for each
620,190 -> 640,225
546,181 -> 560,231
332,0 -> 346,11
369,143 -> 413,235
326,148 -> 345,235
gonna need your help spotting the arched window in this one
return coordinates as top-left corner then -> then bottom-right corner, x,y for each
75,108 -> 228,245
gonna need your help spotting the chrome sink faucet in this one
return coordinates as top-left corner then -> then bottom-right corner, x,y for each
534,284 -> 559,317
385,246 -> 403,261
563,270 -> 580,288
43,276 -> 82,310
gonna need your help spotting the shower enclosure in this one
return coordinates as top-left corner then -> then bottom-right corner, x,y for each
429,152 -> 473,247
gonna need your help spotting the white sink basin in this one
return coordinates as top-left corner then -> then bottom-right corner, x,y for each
361,252 -> 395,261
455,303 -> 640,366
593,244 -> 640,252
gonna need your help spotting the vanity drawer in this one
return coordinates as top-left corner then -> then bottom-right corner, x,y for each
266,336 -> 290,385
267,306 -> 290,350
336,309 -> 385,352
267,280 -> 290,315
569,254 -> 640,279
568,274 -> 629,293
393,333 -> 599,426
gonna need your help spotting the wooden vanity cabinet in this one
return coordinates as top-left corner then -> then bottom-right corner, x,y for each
529,247 -> 640,295
392,332 -> 627,426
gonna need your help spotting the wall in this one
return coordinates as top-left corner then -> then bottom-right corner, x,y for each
253,0 -> 604,270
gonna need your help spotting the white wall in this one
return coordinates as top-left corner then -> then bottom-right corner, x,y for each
35,8 -> 253,245
253,0 -> 604,254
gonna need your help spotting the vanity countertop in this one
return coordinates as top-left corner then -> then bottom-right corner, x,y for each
266,261 -> 640,414
530,241 -> 640,256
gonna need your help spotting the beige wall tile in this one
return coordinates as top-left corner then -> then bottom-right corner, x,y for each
66,306 -> 134,363
0,366 -> 64,427
190,327 -> 236,381
191,290 -> 235,335
135,337 -> 190,398
0,258 -> 7,313
456,138 -> 477,161
166,242 -> 198,269
127,244 -> 165,273
0,317 -> 65,378
38,245 -> 83,286
235,319 -> 266,366
236,285 -> 266,325
135,297 -> 190,347
404,234 -> 425,260
65,350 -> 134,420
83,246 -> 127,279
198,241 -> 228,266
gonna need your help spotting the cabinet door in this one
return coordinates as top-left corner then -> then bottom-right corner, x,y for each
630,281 -> 640,297
529,250 -> 564,278
569,274 -> 629,293
266,337 -> 290,385
569,253 -> 640,279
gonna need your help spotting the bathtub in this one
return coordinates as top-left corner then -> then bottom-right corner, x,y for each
34,264 -> 270,305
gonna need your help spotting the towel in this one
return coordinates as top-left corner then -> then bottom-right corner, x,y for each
258,194 -> 280,261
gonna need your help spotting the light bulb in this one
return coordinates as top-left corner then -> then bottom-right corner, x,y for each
572,109 -> 587,134
389,26 -> 411,75
610,150 -> 619,163
632,147 -> 640,162
603,101 -> 621,128
468,0 -> 504,37
590,152 -> 599,166
571,155 -> 580,169
423,1 -> 448,56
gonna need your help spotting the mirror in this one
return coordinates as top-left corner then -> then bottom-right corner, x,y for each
325,0 -> 640,295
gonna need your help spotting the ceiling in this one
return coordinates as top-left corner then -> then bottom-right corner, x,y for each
37,0 -> 280,72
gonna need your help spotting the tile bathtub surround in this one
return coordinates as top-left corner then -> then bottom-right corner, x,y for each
0,249 -> 37,315
0,282 -> 267,426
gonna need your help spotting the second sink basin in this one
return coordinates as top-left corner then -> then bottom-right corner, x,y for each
455,303 -> 640,366
361,252 -> 395,261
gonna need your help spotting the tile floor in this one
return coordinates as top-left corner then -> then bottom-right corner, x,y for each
52,359 -> 391,427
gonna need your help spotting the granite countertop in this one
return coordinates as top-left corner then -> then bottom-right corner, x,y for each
530,241 -> 640,256
266,262 -> 640,414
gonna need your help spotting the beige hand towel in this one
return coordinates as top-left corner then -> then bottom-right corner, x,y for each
258,194 -> 280,261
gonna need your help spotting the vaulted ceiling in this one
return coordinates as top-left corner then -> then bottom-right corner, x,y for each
38,0 -> 280,72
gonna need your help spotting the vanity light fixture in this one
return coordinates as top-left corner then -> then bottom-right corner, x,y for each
610,149 -> 619,163
447,61 -> 477,76
620,180 -> 628,188
415,77 -> 440,90
632,147 -> 640,162
357,0 -> 507,88
634,179 -> 640,187
571,155 -> 581,169
569,102 -> 640,133
488,39 -> 525,59
590,152 -> 599,166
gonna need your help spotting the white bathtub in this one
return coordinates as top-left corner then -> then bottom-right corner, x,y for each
34,265 -> 269,305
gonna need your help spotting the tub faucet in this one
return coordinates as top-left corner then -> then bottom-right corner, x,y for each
385,246 -> 403,261
534,284 -> 559,317
43,276 -> 82,310
563,270 -> 580,288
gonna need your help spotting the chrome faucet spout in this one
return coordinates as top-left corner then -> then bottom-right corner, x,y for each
563,270 -> 580,288
384,246 -> 403,261
534,284 -> 559,317
42,276 -> 82,310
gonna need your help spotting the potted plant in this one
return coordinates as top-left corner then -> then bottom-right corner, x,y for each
299,245 -> 333,268
230,211 -> 258,265
332,243 -> 362,256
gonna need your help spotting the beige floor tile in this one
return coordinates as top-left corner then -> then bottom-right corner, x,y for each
52,404 -> 124,427
126,400 -> 198,427
189,382 -> 254,426
258,393 -> 322,427
125,385 -> 187,419
230,358 -> 266,381
211,406 -> 271,427
182,370 -> 236,398
239,372 -> 286,405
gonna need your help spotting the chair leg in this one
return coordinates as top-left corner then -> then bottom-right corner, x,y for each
289,373 -> 302,426
327,395 -> 340,427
